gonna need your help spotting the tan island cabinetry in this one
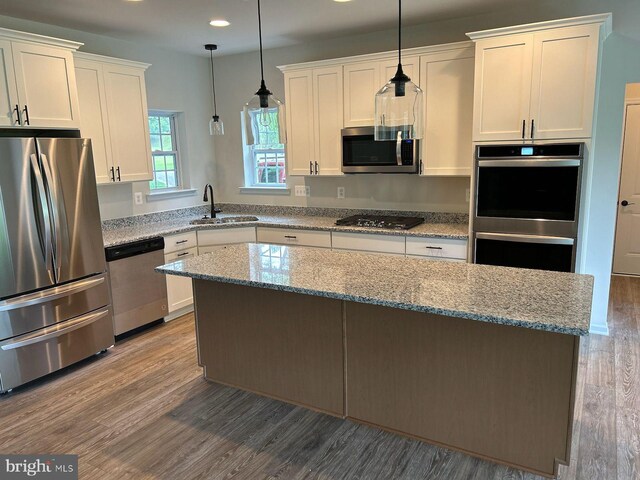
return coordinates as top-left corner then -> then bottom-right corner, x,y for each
75,52 -> 153,184
0,28 -> 81,128
468,15 -> 611,141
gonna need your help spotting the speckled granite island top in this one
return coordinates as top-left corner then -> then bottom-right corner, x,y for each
156,243 -> 593,336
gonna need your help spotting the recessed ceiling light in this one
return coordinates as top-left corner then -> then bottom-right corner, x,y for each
209,19 -> 230,27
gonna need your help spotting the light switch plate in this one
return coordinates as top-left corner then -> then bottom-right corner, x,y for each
337,187 -> 345,199
294,185 -> 307,197
134,192 -> 143,205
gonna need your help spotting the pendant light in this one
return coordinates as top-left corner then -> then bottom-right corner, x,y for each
374,0 -> 423,141
242,0 -> 286,145
205,44 -> 224,136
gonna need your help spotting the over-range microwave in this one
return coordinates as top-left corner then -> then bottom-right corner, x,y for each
341,127 -> 420,174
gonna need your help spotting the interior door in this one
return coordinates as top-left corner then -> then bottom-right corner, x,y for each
36,138 -> 106,285
0,138 -> 55,299
0,40 -> 19,127
529,24 -> 599,140
11,42 -> 80,128
614,104 -> 640,275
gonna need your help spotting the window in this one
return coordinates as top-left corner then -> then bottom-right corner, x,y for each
243,108 -> 286,187
149,113 -> 180,190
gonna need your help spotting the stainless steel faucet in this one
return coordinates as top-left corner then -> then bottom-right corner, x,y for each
203,183 -> 221,218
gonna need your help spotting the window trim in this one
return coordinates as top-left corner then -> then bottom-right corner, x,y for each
149,111 -> 181,191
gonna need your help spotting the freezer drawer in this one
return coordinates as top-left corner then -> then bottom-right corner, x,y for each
0,307 -> 114,392
0,274 -> 110,341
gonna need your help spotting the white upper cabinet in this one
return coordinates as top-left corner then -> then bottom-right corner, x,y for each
468,14 -> 611,142
420,47 -> 475,176
343,61 -> 380,127
75,52 -> 153,184
379,56 -> 420,86
0,39 -> 19,127
471,34 -> 533,142
529,24 -> 600,140
0,29 -> 82,128
284,65 -> 343,176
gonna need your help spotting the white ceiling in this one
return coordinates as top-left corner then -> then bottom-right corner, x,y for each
0,0 -> 526,57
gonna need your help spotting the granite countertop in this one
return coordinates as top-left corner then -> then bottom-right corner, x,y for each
103,211 -> 469,248
156,243 -> 593,336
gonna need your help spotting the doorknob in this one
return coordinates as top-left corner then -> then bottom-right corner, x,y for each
621,200 -> 635,206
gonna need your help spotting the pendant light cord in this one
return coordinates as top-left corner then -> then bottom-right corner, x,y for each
258,0 -> 265,83
209,49 -> 218,116
398,0 -> 402,65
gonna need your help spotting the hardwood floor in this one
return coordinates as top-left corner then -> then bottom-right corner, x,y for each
1,275 -> 639,479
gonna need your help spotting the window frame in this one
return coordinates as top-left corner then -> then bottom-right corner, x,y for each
148,111 -> 181,191
241,110 -> 287,188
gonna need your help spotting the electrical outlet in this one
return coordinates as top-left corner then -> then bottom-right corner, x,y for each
337,187 -> 345,199
134,192 -> 143,205
294,185 -> 307,197
304,186 -> 310,197
465,188 -> 470,203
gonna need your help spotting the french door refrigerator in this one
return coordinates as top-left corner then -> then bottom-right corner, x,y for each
0,134 -> 114,393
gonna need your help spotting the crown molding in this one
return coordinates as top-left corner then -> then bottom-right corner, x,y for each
466,13 -> 612,41
0,26 -> 83,50
74,51 -> 151,70
278,41 -> 474,72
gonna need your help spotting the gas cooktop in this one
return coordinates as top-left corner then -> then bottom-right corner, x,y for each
335,214 -> 425,230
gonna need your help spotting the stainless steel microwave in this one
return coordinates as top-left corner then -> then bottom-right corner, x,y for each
341,127 -> 420,173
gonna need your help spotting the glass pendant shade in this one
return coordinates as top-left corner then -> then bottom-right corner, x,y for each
374,73 -> 423,141
209,115 -> 224,136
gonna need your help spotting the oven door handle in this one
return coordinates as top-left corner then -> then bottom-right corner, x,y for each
475,232 -> 575,245
477,159 -> 581,167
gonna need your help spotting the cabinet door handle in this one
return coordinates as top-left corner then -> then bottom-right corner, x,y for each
309,161 -> 313,175
315,161 -> 319,175
110,166 -> 116,182
22,105 -> 30,125
116,166 -> 121,181
13,104 -> 21,125
419,159 -> 424,175
522,119 -> 525,139
425,246 -> 443,250
530,119 -> 535,139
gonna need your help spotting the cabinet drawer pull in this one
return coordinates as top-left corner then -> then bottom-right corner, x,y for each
176,252 -> 190,257
13,104 -> 21,125
175,239 -> 189,244
425,246 -> 443,250
284,235 -> 297,239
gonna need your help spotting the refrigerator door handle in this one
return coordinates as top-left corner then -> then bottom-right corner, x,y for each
0,275 -> 106,312
28,154 -> 54,281
0,308 -> 111,350
39,153 -> 63,281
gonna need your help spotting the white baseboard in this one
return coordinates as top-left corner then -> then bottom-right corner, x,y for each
164,304 -> 194,322
589,322 -> 609,336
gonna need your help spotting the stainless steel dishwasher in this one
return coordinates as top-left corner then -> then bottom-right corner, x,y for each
105,237 -> 168,337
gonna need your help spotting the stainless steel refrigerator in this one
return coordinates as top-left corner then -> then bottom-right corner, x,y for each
0,134 -> 114,393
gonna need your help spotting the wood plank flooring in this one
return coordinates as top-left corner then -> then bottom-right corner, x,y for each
1,274 -> 639,479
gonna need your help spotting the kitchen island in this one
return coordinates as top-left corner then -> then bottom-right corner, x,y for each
156,243 -> 593,478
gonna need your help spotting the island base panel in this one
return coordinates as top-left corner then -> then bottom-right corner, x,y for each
193,280 -> 345,416
345,302 -> 578,477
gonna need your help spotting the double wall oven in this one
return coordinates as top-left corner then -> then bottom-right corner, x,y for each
471,143 -> 584,272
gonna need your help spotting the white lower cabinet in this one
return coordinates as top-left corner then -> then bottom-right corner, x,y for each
405,237 -> 468,261
164,246 -> 197,316
331,232 -> 406,255
256,227 -> 331,248
197,227 -> 257,255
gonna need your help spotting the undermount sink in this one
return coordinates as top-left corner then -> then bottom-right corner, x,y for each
190,216 -> 259,225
